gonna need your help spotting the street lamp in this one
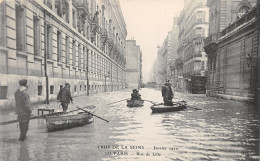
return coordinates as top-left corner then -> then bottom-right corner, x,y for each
105,71 -> 110,92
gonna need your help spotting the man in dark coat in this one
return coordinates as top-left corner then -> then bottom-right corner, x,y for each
57,83 -> 73,112
131,89 -> 141,100
15,79 -> 32,141
161,80 -> 174,106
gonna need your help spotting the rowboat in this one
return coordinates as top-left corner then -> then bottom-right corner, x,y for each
126,99 -> 144,107
46,106 -> 96,132
150,101 -> 187,113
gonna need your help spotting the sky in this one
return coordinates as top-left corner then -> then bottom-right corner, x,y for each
119,0 -> 184,82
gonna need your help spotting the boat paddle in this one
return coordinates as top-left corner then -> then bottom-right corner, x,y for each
104,98 -> 130,106
142,99 -> 161,105
76,106 -> 109,123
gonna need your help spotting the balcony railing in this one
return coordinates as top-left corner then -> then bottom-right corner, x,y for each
219,7 -> 256,38
204,33 -> 218,47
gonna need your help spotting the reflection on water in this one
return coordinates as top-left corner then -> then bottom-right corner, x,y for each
0,88 -> 259,161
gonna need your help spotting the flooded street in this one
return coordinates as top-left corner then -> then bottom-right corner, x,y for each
0,88 -> 259,161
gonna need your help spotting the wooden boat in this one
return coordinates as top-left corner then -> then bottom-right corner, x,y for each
127,99 -> 144,107
150,101 -> 187,113
46,106 -> 96,132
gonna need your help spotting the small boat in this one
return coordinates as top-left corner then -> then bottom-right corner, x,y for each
150,101 -> 187,113
46,106 -> 96,132
127,99 -> 144,107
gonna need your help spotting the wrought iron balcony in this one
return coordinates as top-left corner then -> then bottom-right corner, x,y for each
204,33 -> 218,54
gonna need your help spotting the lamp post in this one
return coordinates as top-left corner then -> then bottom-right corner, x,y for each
105,71 -> 110,92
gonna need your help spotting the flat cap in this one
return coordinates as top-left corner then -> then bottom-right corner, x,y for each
19,79 -> 28,86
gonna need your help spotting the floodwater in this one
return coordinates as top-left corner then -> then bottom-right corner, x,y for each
0,88 -> 259,161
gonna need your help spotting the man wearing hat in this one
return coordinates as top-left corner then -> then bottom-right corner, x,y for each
57,83 -> 73,112
15,79 -> 32,141
161,80 -> 174,106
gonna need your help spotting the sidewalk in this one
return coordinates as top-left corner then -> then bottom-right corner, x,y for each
0,95 -> 91,123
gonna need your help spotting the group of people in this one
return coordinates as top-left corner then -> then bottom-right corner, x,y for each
15,79 -> 173,141
131,80 -> 174,106
14,80 -> 73,141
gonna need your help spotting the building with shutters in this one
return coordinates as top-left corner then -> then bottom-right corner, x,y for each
0,0 -> 127,110
177,0 -> 209,94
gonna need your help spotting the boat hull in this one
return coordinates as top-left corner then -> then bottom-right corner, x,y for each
127,99 -> 144,107
46,106 -> 95,132
150,101 -> 187,113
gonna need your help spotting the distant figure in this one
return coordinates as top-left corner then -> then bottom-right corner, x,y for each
57,83 -> 73,112
161,80 -> 174,106
15,79 -> 32,141
131,89 -> 142,100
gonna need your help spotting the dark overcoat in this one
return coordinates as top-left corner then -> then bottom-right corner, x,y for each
57,87 -> 73,103
15,89 -> 32,115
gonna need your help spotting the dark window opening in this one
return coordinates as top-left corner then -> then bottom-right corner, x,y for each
80,85 -> 82,91
74,85 -> 77,92
38,85 -> 42,96
0,86 -> 8,99
50,85 -> 54,94
84,85 -> 87,91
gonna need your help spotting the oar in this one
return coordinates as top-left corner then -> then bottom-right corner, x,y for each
142,99 -> 161,105
76,106 -> 109,123
104,98 -> 129,106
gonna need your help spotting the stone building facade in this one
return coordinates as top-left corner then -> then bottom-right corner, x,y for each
204,0 -> 258,101
177,0 -> 209,94
125,40 -> 143,89
0,0 -> 127,110
167,17 -> 179,89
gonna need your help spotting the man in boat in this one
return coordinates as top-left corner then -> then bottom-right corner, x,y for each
57,83 -> 73,112
161,80 -> 174,106
131,89 -> 142,100
15,79 -> 32,141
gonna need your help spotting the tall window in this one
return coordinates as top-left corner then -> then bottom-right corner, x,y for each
72,9 -> 76,28
47,0 -> 52,9
72,40 -> 76,66
47,25 -> 53,59
16,5 -> 25,52
0,3 -> 5,46
78,44 -> 81,68
66,3 -> 69,23
66,36 -> 70,65
33,16 -> 41,56
83,47 -> 86,69
197,11 -> 203,23
57,31 -> 61,62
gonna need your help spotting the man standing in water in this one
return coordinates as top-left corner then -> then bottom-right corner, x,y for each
15,79 -> 32,141
161,80 -> 174,106
57,83 -> 73,112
